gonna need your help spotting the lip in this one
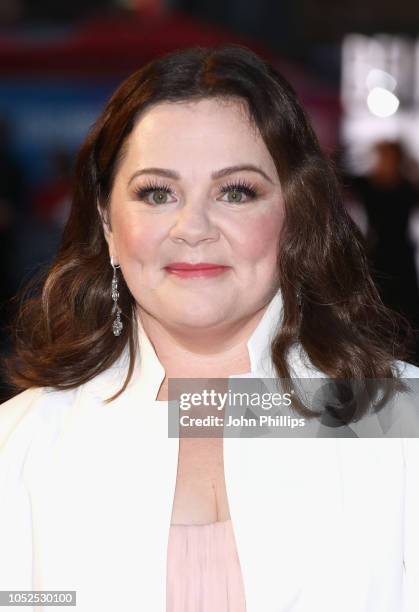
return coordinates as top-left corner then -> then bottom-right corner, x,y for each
164,262 -> 230,278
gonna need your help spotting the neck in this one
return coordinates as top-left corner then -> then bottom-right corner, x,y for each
136,303 -> 271,380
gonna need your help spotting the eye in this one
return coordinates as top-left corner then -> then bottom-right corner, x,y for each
133,181 -> 176,205
217,180 -> 259,204
133,178 -> 259,206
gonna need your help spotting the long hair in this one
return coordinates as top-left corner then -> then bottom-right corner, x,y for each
2,44 -> 415,415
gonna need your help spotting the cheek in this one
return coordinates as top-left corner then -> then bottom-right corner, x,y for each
114,215 -> 165,263
230,208 -> 283,261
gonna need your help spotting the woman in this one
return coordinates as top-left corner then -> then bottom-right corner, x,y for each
1,44 -> 419,612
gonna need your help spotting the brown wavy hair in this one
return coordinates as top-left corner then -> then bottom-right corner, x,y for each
2,44 -> 415,417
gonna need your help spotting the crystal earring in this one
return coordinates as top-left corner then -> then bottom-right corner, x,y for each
110,257 -> 123,336
296,288 -> 302,308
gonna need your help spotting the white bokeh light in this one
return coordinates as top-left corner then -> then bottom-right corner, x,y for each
367,87 -> 400,117
366,68 -> 397,92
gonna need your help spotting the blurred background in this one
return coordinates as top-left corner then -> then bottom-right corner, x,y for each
1,0 -> 419,400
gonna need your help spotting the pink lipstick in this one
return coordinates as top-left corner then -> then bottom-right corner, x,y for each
164,262 -> 230,278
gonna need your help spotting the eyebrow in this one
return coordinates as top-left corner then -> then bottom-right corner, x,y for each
128,164 -> 274,186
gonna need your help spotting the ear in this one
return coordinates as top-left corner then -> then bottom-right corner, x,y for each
97,202 -> 118,264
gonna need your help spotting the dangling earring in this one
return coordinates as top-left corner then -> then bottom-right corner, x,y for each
110,257 -> 123,336
296,288 -> 303,309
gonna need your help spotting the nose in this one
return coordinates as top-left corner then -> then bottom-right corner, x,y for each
169,199 -> 219,246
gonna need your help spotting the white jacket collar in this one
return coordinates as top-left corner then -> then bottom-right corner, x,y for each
85,287 -> 331,403
134,288 -> 286,399
147,289 -> 284,370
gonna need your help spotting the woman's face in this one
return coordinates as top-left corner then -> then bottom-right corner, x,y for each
101,97 -> 284,332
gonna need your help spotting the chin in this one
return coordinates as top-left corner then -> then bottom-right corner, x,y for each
168,303 -> 228,328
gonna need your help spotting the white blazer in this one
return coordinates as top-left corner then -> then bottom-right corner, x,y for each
1,289 -> 419,612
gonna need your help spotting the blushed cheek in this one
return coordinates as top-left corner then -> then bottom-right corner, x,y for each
239,211 -> 283,261
115,217 -> 163,264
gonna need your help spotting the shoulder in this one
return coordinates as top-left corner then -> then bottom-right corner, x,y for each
389,360 -> 419,437
0,353 -> 132,452
0,386 -> 79,454
393,359 -> 419,378
0,388 -> 44,449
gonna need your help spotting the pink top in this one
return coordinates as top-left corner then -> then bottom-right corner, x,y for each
167,519 -> 247,612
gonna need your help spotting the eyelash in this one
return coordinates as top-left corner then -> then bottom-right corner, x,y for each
133,179 -> 259,205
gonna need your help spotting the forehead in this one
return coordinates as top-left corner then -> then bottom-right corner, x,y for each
135,97 -> 257,136
117,97 -> 275,173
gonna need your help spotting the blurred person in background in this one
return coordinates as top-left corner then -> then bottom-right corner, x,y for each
349,140 -> 419,364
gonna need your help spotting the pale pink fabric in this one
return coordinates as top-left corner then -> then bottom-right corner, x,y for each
167,519 -> 247,612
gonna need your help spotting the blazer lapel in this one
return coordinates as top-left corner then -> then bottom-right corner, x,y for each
24,318 -> 178,612
222,289 -> 412,611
